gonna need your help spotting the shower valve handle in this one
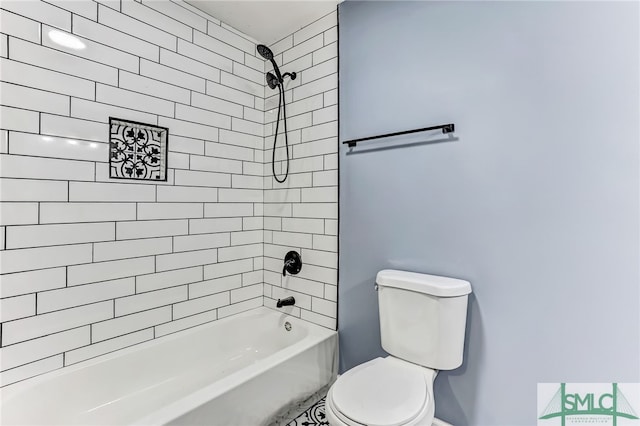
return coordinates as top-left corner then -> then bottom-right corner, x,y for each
283,251 -> 302,276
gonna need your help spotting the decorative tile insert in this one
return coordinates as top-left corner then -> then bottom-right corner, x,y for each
109,118 -> 168,181
286,398 -> 328,426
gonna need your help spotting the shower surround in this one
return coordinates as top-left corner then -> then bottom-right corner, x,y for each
0,0 -> 338,387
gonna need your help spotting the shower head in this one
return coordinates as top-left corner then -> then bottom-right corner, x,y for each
257,43 -> 283,86
256,44 -> 274,60
266,72 -> 279,89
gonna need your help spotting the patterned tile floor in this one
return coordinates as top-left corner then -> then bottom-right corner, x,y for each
286,397 -> 328,426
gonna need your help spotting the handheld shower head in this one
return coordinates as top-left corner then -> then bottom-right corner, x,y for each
266,72 -> 279,89
256,44 -> 274,60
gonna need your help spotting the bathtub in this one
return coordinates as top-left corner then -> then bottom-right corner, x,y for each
1,307 -> 338,425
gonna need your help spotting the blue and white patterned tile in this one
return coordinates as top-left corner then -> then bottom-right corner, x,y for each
286,397 -> 328,426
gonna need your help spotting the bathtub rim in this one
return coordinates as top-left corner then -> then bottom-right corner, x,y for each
1,306 -> 335,403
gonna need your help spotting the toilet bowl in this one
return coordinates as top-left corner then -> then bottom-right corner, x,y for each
325,357 -> 436,426
326,270 -> 471,426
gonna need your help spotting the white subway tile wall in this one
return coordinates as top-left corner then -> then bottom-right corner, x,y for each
263,11 -> 338,329
0,0 -> 338,387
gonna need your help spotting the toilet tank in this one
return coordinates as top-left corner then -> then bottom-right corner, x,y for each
376,270 -> 472,370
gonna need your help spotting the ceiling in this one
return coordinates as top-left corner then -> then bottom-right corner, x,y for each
186,1 -> 340,45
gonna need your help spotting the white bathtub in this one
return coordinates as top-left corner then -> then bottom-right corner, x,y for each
1,307 -> 338,425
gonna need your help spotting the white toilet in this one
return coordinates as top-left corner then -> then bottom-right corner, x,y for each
326,269 -> 472,426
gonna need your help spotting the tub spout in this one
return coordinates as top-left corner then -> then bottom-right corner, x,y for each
276,296 -> 295,308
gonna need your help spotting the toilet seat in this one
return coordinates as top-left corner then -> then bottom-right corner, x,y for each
327,357 -> 435,426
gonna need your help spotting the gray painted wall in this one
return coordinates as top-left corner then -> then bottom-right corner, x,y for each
338,2 -> 639,425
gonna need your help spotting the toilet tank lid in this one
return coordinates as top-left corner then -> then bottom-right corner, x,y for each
376,270 -> 472,297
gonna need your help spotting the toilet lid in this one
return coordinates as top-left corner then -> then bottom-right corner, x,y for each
331,357 -> 429,426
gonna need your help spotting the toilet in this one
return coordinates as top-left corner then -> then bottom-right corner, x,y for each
326,270 -> 472,426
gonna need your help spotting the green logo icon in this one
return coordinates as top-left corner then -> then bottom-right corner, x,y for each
539,383 -> 639,426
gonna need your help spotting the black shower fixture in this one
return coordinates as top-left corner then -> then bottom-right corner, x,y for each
257,44 -> 297,183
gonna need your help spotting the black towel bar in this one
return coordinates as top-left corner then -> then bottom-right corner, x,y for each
343,123 -> 455,148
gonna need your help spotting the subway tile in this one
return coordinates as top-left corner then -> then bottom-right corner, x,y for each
292,203 -> 337,219
95,164 -> 175,186
293,74 -> 337,102
98,3 -> 176,50
0,327 -> 90,371
284,276 -> 324,298
0,130 -> 6,153
177,39 -> 232,73
324,284 -> 337,302
191,92 -> 243,118
301,309 -> 335,329
0,294 -> 35,322
230,230 -> 262,246
312,41 -> 337,65
9,38 -> 118,85
302,58 -> 337,86
283,34 -> 323,64
170,135 -> 205,155
324,153 -> 338,170
173,233 -> 230,252
218,297 -> 261,319
324,219 -> 338,236
312,234 -> 337,252
299,264 -> 337,285
242,270 -> 262,286
2,301 -> 112,345
119,71 -> 190,104
1,0 -> 71,31
231,175 -> 263,189
232,62 -> 263,85
272,231 -> 312,249
222,72 -> 262,97
175,104 -> 231,129
173,291 -> 229,319
230,283 -> 262,304
0,9 -> 40,43
155,248 -> 218,272
140,59 -> 204,93
73,16 -> 160,62
142,0 -> 207,32
94,237 -> 172,262
242,217 -> 263,231
299,125 -> 337,145
137,203 -> 203,220
324,26 -> 338,45
301,186 -> 338,203
207,21 -> 255,54
312,170 -> 338,187
206,81 -> 254,107
0,58 -> 95,100
242,161 -> 262,176
271,35 -> 293,56
324,89 -> 337,106
41,114 -> 107,143
97,84 -> 174,117
136,266 -> 203,293
173,171 -> 231,190
0,34 -> 4,57
69,182 -> 156,202
44,1 -> 97,21
193,30 -> 244,63
65,328 -> 153,365
0,355 -> 62,386
38,278 -> 135,314
312,105 -> 338,125
0,267 -> 66,298
218,243 -> 262,262
115,285 -> 187,316
40,203 -> 136,224
281,218 -> 325,234
264,217 -> 282,231
264,189 -> 301,204
121,0 -> 191,41
6,223 -> 115,249
218,189 -> 262,203
218,129 -> 262,149
244,53 -> 263,72
0,244 -> 92,274
190,217 -> 243,234
116,219 -> 188,240
293,12 -> 336,45
9,132 -> 108,163
159,117 -> 219,142
0,178 -> 67,202
67,256 -> 155,286
0,106 -> 38,133
0,82 -> 70,116
155,309 -> 217,337
95,0 -> 120,11
205,142 -> 254,161
71,99 -> 155,126
160,49 -> 220,82
172,152 -> 193,169
91,306 -> 171,342
263,203 -> 292,217
156,186 -> 217,203
190,156 -> 242,175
